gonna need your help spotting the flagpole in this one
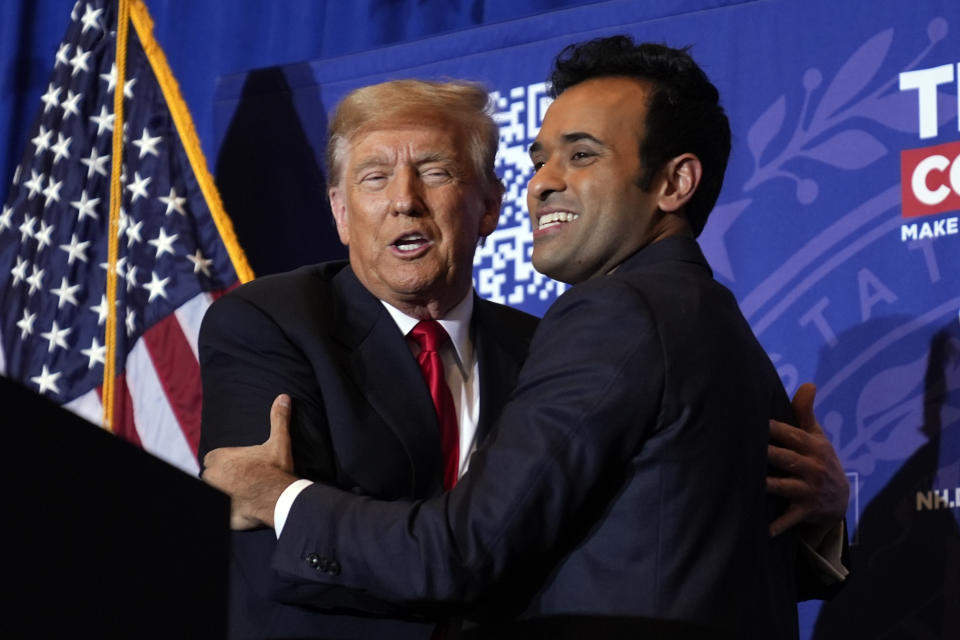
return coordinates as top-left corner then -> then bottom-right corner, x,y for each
103,0 -> 131,431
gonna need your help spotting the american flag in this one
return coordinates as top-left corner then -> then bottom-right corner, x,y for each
0,0 -> 252,474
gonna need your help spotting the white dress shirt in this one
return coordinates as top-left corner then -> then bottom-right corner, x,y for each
275,291 -> 480,535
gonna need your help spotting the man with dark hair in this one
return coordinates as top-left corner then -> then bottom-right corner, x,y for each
547,37 -> 730,237
204,37 -> 846,638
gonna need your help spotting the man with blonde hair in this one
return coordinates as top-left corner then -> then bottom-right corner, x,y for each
199,79 -> 538,638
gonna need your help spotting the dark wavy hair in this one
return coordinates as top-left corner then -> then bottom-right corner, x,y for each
549,36 -> 730,236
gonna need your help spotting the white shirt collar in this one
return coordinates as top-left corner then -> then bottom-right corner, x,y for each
380,292 -> 475,371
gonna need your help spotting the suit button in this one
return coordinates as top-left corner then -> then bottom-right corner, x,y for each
306,552 -> 339,575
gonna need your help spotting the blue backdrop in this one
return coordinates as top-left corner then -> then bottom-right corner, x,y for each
3,1 -> 959,638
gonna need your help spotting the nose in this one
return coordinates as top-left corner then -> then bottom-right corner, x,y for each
527,160 -> 564,202
388,167 -> 423,217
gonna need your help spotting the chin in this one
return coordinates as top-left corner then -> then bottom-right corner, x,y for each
533,263 -> 565,283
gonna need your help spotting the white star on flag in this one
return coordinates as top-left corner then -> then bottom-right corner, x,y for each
126,171 -> 151,202
70,190 -> 101,221
132,127 -> 161,158
42,178 -> 64,207
40,84 -> 61,113
80,147 -> 110,179
24,171 -> 45,199
0,206 -> 14,232
10,257 -> 28,285
25,265 -> 45,295
31,365 -> 63,396
35,220 -> 55,250
18,216 -> 37,243
55,43 -> 72,68
143,270 -> 170,302
89,105 -> 115,136
51,276 -> 82,309
187,248 -> 213,276
61,90 -> 83,120
99,62 -> 136,97
147,227 -> 177,258
32,126 -> 53,154
80,3 -> 104,33
125,218 -> 144,247
99,62 -> 117,91
50,133 -> 73,165
59,234 -> 91,264
69,46 -> 91,76
90,294 -> 108,326
125,264 -> 140,292
80,336 -> 107,369
16,309 -> 37,338
159,187 -> 187,215
40,320 -> 72,353
125,307 -> 136,336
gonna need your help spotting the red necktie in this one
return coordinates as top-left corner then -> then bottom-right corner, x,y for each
410,320 -> 460,490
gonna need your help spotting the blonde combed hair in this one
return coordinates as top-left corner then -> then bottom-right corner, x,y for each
325,79 -> 504,197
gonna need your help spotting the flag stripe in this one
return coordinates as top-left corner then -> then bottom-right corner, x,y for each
173,291 -> 212,360
126,338 -> 199,474
64,387 -> 104,425
142,310 -> 202,456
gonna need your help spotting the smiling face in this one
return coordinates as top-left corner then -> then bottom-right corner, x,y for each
329,119 -> 500,317
527,76 -> 687,284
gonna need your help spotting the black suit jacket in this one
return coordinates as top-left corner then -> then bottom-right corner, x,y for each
271,237 -> 802,638
198,261 -> 538,639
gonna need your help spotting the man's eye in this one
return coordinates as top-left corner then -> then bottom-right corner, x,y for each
571,151 -> 594,162
531,160 -> 545,171
422,169 -> 452,183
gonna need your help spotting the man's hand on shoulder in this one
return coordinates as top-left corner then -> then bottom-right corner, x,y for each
767,383 -> 849,540
202,394 -> 298,530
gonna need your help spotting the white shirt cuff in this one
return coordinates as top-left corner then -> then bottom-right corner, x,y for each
800,519 -> 849,584
274,478 -> 314,538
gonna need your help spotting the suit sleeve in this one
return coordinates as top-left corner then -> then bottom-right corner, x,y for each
201,291 -> 446,618
198,292 -> 334,481
271,278 -> 665,604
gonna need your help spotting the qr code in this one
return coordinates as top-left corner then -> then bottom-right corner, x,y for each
473,82 -> 568,316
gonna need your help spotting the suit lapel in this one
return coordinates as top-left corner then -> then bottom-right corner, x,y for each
330,267 -> 444,496
473,297 -> 529,443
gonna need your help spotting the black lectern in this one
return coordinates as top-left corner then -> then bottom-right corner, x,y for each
1,375 -> 229,638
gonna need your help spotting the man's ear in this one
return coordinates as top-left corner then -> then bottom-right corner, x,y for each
328,187 -> 350,245
656,153 -> 702,213
478,187 -> 503,238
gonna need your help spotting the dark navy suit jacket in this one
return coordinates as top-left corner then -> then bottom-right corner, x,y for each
198,261 -> 538,639
271,238 -> 802,638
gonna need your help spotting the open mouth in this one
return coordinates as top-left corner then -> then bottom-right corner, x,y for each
538,211 -> 579,230
391,232 -> 433,254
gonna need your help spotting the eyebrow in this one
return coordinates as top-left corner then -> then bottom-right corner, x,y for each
414,151 -> 456,165
529,131 -> 606,156
350,151 -> 457,175
351,157 -> 390,175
